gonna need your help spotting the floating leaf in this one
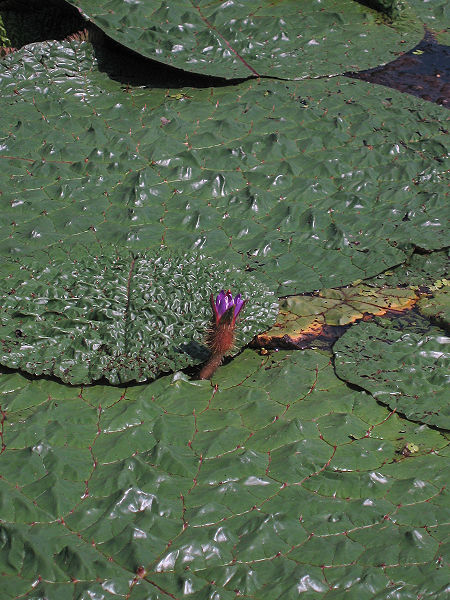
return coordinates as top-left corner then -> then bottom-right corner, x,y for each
334,320 -> 450,428
255,284 -> 418,348
369,250 -> 449,288
0,17 -> 449,599
417,285 -> 450,331
0,349 -> 447,598
66,0 -> 422,79
1,42 -> 448,295
407,0 -> 450,44
0,247 -> 277,384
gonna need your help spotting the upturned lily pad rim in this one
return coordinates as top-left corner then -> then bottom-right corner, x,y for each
64,0 -> 424,80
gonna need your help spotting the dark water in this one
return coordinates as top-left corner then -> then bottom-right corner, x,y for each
1,0 -> 449,106
348,31 -> 450,107
88,27 -> 450,106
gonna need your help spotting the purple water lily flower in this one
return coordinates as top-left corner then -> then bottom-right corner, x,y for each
201,290 -> 246,379
211,289 -> 245,324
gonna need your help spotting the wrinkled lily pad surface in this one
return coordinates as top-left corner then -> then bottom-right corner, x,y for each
256,283 -> 418,347
0,247 -> 277,384
0,5 -> 449,598
1,42 -> 448,295
407,0 -> 450,44
418,284 -> 450,331
66,0 -> 422,79
334,320 -> 450,429
372,249 -> 449,288
0,349 -> 448,599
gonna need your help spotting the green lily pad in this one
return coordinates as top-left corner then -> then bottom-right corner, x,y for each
0,348 -> 447,598
256,283 -> 418,347
369,249 -> 449,288
334,320 -> 450,429
418,284 -> 450,331
407,0 -> 450,44
1,41 -> 448,296
0,247 -> 277,384
66,0 -> 422,80
0,7 -> 449,598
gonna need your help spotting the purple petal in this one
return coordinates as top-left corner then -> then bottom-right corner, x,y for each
215,290 -> 227,318
233,294 -> 244,318
214,290 -> 245,321
225,290 -> 233,309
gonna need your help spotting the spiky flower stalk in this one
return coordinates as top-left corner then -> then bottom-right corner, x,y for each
199,290 -> 246,380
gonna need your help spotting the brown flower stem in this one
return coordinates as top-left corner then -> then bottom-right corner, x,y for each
198,352 -> 224,380
199,292 -> 245,379
199,320 -> 236,379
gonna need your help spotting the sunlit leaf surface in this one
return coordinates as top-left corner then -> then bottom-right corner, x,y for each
255,283 -> 418,347
0,247 -> 277,383
334,320 -> 450,428
1,42 -> 448,296
66,0 -> 422,79
0,5 -> 449,598
0,349 -> 448,598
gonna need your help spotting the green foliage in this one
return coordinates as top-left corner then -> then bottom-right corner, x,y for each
369,250 -> 449,288
1,42 -> 448,296
418,284 -> 450,331
407,0 -> 450,43
0,14 -> 11,47
0,3 -> 449,597
66,0 -> 422,79
0,247 -> 277,383
334,320 -> 450,428
0,349 -> 447,598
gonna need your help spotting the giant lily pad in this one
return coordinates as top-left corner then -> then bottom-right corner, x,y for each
255,283 -> 418,347
0,7 -> 449,599
417,283 -> 450,331
369,249 -> 449,288
407,0 -> 450,44
1,41 -> 448,296
66,0 -> 422,80
334,320 -> 450,428
0,247 -> 277,384
0,349 -> 447,598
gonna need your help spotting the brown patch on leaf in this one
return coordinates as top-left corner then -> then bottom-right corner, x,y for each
253,284 -> 420,349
